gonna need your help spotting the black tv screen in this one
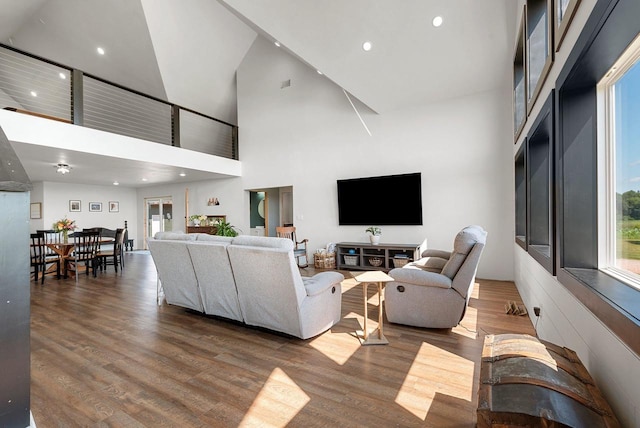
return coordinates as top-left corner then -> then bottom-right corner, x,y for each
337,173 -> 423,225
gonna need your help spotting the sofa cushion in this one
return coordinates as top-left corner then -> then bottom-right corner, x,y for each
148,239 -> 203,311
232,235 -> 293,250
441,226 -> 486,279
407,256 -> 448,273
154,231 -> 196,241
389,268 -> 452,289
195,234 -> 234,243
187,241 -> 242,321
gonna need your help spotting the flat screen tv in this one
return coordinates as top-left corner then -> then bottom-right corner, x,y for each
337,172 -> 423,225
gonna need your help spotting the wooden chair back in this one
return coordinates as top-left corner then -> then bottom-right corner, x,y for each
276,226 -> 296,241
38,229 -> 63,257
73,230 -> 100,279
30,232 -> 45,283
276,226 -> 309,268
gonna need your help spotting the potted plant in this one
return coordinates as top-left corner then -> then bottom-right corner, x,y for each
189,214 -> 207,226
365,226 -> 382,245
215,219 -> 240,237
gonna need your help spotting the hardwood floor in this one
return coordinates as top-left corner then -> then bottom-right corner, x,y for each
30,252 -> 535,427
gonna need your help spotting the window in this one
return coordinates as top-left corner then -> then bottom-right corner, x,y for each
599,34 -> 640,289
526,0 -> 553,112
515,144 -> 527,249
514,7 -> 527,141
527,92 -> 554,274
554,0 -> 581,51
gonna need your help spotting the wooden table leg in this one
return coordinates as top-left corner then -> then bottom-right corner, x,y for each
362,282 -> 368,340
359,281 -> 389,346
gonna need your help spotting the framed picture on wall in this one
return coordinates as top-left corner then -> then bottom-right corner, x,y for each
30,202 -> 42,219
69,200 -> 81,212
89,202 -> 102,212
109,201 -> 119,213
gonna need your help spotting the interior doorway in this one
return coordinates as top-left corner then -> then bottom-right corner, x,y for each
249,191 -> 268,236
144,196 -> 173,248
248,186 -> 292,236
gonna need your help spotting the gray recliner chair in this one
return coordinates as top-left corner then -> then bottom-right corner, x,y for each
385,225 -> 487,328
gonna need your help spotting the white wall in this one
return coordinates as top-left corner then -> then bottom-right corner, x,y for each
28,181 -> 44,231
515,247 -> 640,427
32,181 -> 138,242
237,36 -> 514,280
136,177 -> 244,247
511,1 -> 640,426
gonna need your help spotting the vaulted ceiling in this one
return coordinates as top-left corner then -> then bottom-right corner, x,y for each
0,0 -> 521,186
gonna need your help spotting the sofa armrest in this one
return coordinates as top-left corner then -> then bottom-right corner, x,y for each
389,268 -> 452,289
303,271 -> 344,296
421,249 -> 451,259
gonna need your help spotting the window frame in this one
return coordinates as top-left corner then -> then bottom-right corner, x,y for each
526,0 -> 554,114
514,6 -> 528,142
554,0 -> 640,356
527,91 -> 555,275
597,33 -> 640,291
554,0 -> 582,52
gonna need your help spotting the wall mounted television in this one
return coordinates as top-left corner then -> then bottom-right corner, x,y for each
337,172 -> 423,225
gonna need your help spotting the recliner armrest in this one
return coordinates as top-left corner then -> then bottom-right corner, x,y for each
303,271 -> 344,296
389,268 -> 452,289
421,249 -> 451,259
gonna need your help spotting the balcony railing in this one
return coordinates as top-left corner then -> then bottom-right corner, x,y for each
0,44 -> 238,160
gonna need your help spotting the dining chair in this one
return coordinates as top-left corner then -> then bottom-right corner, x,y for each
72,230 -> 100,281
37,229 -> 63,279
97,228 -> 125,273
275,226 -> 309,268
30,232 -> 51,284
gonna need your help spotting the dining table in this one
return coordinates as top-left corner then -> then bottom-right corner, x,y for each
44,242 -> 76,278
44,237 -> 114,278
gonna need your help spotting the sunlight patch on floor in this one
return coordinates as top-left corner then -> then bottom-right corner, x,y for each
453,305 -> 478,340
239,367 -> 310,427
309,322 -> 361,365
395,342 -> 475,420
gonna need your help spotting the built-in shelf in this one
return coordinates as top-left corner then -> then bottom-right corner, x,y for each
515,143 -> 527,250
527,91 -> 554,274
336,242 -> 421,272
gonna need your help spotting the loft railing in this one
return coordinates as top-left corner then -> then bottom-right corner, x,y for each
0,44 -> 238,160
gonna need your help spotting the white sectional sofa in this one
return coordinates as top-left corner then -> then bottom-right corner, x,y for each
148,232 -> 344,339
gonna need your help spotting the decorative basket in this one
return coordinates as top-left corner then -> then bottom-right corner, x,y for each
314,252 -> 336,269
393,258 -> 410,268
344,255 -> 359,266
368,257 -> 383,267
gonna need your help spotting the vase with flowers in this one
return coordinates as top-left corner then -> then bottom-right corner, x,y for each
189,214 -> 208,226
53,217 -> 77,243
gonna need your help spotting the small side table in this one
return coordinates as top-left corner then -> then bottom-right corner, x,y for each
351,270 -> 394,345
125,239 -> 134,251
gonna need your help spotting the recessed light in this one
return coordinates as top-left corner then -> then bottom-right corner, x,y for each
432,16 -> 443,27
113,181 -> 119,186
142,178 -> 148,182
59,72 -> 66,79
362,41 -> 372,51
274,41 -> 281,47
30,91 -> 37,97
317,70 -> 323,75
97,47 -> 105,55
179,173 -> 186,177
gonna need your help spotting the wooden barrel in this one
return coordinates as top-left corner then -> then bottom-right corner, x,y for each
477,334 -> 620,427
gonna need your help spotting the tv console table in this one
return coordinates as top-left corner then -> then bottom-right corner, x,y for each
336,242 -> 421,272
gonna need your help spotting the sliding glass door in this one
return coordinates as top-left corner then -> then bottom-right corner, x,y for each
145,197 -> 172,248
